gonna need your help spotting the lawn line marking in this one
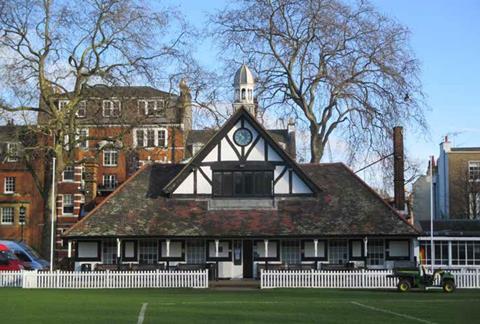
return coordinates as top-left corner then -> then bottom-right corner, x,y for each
351,301 -> 437,324
137,303 -> 148,324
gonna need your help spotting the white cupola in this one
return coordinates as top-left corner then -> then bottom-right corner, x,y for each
233,64 -> 256,116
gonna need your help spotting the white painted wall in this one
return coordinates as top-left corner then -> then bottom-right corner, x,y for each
292,172 -> 312,194
274,167 -> 290,194
197,168 -> 212,194
267,145 -> 282,161
173,172 -> 194,194
246,138 -> 265,161
203,145 -> 218,162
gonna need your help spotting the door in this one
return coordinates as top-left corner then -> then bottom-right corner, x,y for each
243,240 -> 253,278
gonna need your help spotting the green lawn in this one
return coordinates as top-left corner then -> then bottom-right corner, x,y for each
1,288 -> 479,323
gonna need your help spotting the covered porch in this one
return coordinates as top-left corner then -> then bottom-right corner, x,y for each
67,236 -> 417,279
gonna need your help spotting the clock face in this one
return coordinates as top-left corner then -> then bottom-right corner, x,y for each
233,128 -> 253,146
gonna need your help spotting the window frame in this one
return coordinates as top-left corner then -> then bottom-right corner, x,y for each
62,194 -> 74,215
6,143 -> 18,162
132,128 -> 168,148
102,174 -> 118,190
102,100 -> 121,117
76,100 -> 87,118
103,149 -> 118,167
4,177 -> 15,194
77,128 -> 89,149
212,170 -> 273,198
0,207 -> 14,225
62,166 -> 75,182
138,99 -> 166,117
469,161 -> 480,182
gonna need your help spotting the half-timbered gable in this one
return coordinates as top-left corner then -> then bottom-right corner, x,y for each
164,107 -> 317,198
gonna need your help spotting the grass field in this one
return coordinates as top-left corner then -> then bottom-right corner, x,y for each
1,288 -> 479,323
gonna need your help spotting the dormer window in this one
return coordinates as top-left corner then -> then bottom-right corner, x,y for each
138,99 -> 165,116
6,143 -> 18,162
76,100 -> 87,118
102,100 -> 121,117
213,171 -> 273,197
58,100 -> 69,110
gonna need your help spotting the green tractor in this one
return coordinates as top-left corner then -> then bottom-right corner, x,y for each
388,266 -> 456,293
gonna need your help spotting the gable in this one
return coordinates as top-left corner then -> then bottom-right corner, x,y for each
165,108 -> 318,196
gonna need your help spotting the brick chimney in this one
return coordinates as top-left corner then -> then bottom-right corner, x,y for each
393,126 -> 405,211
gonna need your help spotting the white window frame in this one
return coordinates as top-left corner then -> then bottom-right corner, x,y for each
62,166 -> 75,182
6,143 -> 18,162
102,100 -> 121,117
103,149 -> 118,167
76,128 -> 89,149
62,194 -> 74,215
58,100 -> 70,110
102,174 -> 117,190
1,207 -> 14,225
76,100 -> 87,118
469,161 -> 480,182
138,99 -> 165,116
132,128 -> 168,148
4,177 -> 15,194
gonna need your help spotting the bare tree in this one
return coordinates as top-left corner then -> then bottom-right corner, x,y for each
451,168 -> 480,219
0,0 -> 192,255
211,0 -> 426,163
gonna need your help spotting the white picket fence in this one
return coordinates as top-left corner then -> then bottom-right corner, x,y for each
260,269 -> 480,289
0,270 -> 209,289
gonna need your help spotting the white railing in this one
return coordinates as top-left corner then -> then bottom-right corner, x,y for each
0,270 -> 209,289
260,269 -> 480,289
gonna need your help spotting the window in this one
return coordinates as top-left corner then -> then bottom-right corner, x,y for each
139,240 -> 158,264
241,89 -> 246,100
18,206 -> 26,225
213,171 -> 273,197
102,240 -> 117,264
77,129 -> 88,149
63,194 -> 74,215
133,128 -> 168,148
6,143 -> 18,162
76,100 -> 86,118
329,240 -> 348,264
147,129 -> 155,147
469,162 -> 480,181
103,174 -> 117,190
4,177 -> 15,193
1,207 -> 14,225
102,100 -> 121,117
138,99 -> 165,116
103,150 -> 118,166
158,130 -> 166,147
136,129 -> 145,147
63,166 -> 75,181
186,240 -> 205,264
58,100 -> 69,110
367,239 -> 384,266
281,240 -> 301,265
469,193 -> 480,219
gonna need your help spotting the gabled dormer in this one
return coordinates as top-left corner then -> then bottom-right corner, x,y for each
163,107 -> 319,201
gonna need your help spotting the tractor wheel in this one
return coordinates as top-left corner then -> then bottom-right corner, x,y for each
442,280 -> 455,293
398,279 -> 411,292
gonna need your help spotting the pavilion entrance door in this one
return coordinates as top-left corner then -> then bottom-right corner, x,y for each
243,240 -> 253,278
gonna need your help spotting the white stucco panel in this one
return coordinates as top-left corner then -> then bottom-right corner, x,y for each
173,172 -> 194,194
292,172 -> 312,194
197,169 -> 212,194
203,145 -> 218,162
246,138 -> 265,161
267,144 -> 283,161
274,167 -> 289,194
220,138 -> 239,161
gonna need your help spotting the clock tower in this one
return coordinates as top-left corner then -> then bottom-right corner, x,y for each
233,64 -> 256,117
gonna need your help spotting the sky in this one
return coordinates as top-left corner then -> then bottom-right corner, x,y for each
170,0 -> 480,169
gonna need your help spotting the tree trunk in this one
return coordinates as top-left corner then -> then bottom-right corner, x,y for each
309,126 -> 324,163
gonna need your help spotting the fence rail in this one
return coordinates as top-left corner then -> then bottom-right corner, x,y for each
0,270 -> 209,289
261,269 -> 480,289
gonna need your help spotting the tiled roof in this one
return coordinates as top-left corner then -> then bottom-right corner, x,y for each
64,163 -> 418,238
78,85 -> 175,98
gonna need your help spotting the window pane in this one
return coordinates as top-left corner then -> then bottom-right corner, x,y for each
222,172 -> 233,196
136,130 -> 144,147
244,172 -> 254,195
234,172 -> 243,195
213,172 -> 222,196
147,130 -> 155,147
